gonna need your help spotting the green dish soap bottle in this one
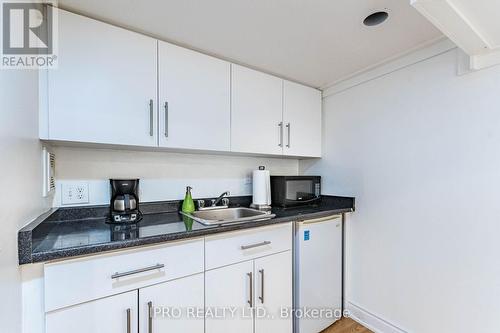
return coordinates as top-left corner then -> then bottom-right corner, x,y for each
182,186 -> 195,214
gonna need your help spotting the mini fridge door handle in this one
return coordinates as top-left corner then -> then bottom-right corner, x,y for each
299,215 -> 341,225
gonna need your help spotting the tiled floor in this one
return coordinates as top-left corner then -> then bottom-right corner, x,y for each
322,317 -> 373,333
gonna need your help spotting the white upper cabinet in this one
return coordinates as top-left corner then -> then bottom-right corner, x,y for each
44,9 -> 158,146
40,9 -> 322,157
231,65 -> 322,157
231,64 -> 284,155
283,81 -> 322,157
158,41 -> 231,151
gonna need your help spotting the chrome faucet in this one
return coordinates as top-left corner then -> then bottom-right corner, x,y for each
212,191 -> 230,207
197,191 -> 231,211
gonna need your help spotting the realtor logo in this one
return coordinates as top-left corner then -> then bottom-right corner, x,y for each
1,0 -> 57,68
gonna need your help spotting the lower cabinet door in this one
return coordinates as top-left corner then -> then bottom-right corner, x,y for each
139,273 -> 204,333
46,290 -> 138,333
205,260 -> 254,333
254,251 -> 293,333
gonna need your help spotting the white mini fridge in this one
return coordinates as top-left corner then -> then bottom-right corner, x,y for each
294,215 -> 343,333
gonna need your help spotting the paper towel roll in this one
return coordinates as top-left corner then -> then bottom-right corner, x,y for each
252,168 -> 271,205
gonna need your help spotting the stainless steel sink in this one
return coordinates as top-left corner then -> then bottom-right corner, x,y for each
180,207 -> 275,226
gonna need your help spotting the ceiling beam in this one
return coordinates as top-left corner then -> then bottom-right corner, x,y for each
411,0 -> 500,70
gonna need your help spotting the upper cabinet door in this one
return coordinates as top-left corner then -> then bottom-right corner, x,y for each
231,65 -> 284,155
47,9 -> 157,146
283,81 -> 322,157
158,41 -> 231,151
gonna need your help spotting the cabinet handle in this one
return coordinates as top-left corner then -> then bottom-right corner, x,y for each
278,122 -> 283,147
111,263 -> 164,279
240,241 -> 271,250
286,123 -> 291,148
149,99 -> 154,137
164,101 -> 169,138
247,272 -> 253,308
148,301 -> 153,333
259,269 -> 265,304
126,308 -> 131,333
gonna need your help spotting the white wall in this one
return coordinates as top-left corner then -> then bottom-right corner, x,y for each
0,71 -> 52,333
301,49 -> 500,332
53,146 -> 299,206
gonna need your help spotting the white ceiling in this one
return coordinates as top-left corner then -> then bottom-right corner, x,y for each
58,0 -> 442,89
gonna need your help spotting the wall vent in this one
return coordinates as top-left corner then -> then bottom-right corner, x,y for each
43,147 -> 56,197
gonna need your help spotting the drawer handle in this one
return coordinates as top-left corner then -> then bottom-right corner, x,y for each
111,263 -> 165,279
240,241 -> 271,250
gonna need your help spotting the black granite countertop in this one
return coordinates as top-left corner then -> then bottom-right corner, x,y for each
18,195 -> 354,264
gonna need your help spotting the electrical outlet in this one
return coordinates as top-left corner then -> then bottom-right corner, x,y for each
62,182 -> 89,205
244,175 -> 253,185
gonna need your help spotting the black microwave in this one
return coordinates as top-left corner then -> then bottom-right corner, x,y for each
270,176 -> 321,207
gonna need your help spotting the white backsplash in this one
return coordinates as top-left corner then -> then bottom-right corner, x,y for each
53,146 -> 299,207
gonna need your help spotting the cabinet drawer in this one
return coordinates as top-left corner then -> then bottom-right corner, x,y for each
44,238 -> 204,312
205,223 -> 292,270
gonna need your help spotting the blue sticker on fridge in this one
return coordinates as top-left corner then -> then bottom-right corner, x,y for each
304,230 -> 310,241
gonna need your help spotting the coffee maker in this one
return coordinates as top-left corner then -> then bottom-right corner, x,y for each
110,179 -> 142,223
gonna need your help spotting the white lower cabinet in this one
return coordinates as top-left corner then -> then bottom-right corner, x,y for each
46,290 -> 138,333
139,273 -> 204,333
46,274 -> 205,333
254,251 -> 293,333
44,226 -> 293,333
205,260 -> 255,333
205,251 -> 292,333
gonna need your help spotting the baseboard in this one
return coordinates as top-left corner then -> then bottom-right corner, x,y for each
345,301 -> 408,333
